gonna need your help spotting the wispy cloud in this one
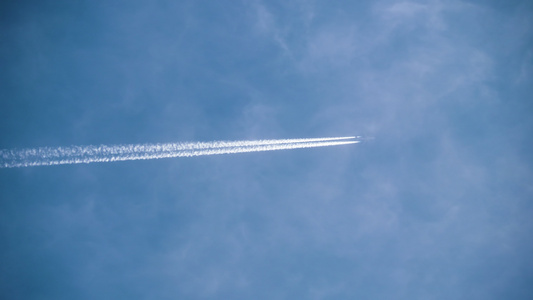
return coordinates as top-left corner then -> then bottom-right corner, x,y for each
251,1 -> 292,56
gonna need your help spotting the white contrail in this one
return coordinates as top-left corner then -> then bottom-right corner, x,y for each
2,136 -> 356,159
1,137 -> 357,161
0,137 -> 359,168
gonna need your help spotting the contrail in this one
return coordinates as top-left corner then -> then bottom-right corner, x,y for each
0,137 -> 358,168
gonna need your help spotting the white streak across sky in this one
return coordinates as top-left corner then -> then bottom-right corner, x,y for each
0,136 -> 360,168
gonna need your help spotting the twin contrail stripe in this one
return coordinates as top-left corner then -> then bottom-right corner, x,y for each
2,136 -> 357,158
0,137 -> 358,168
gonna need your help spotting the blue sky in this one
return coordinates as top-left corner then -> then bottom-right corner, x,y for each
1,0 -> 532,299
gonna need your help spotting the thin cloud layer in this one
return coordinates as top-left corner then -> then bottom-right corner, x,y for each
0,0 -> 531,299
